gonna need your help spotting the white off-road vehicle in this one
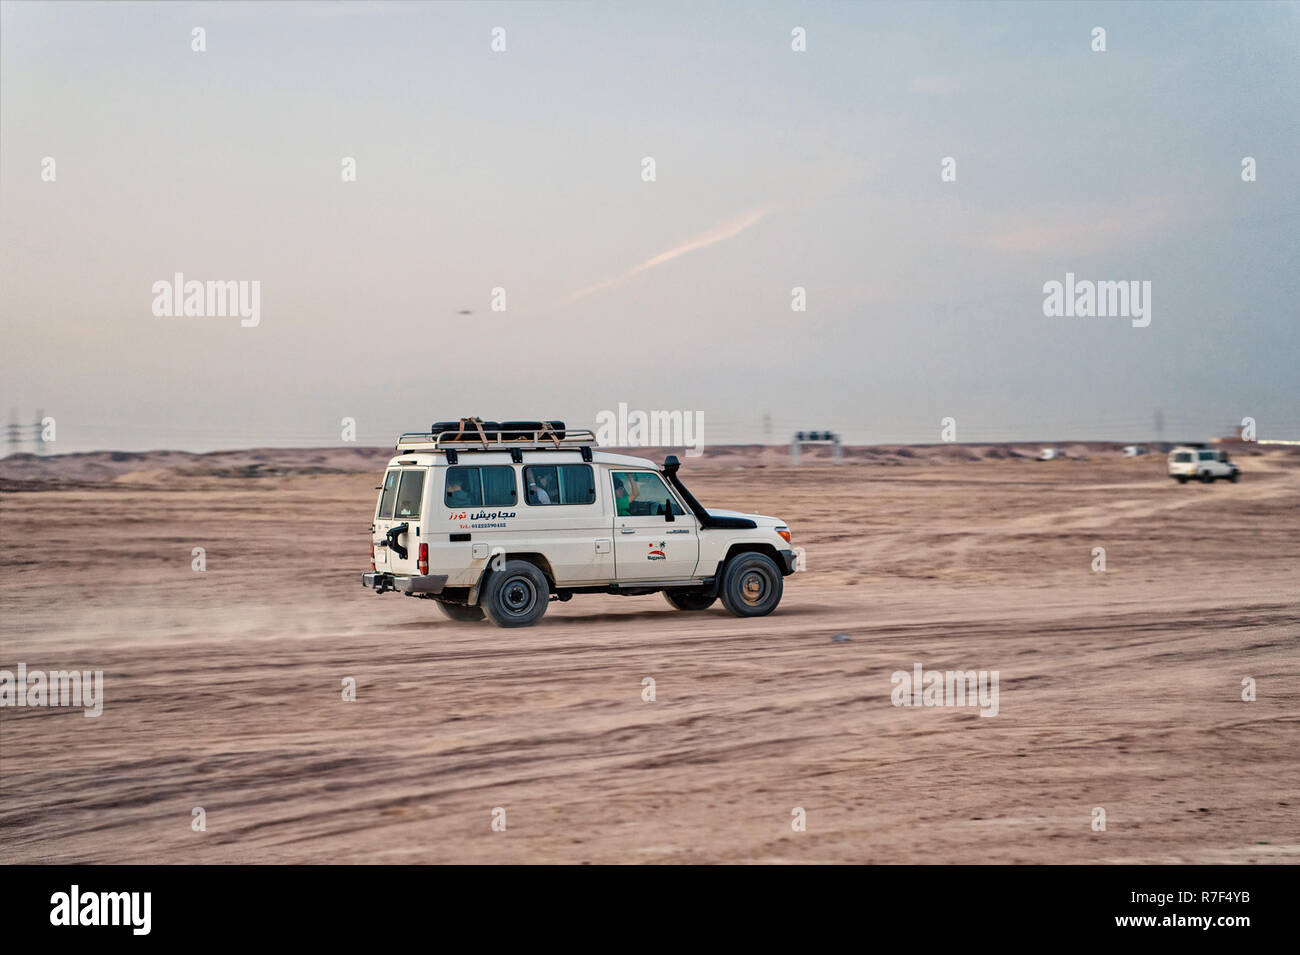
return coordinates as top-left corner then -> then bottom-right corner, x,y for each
361,420 -> 797,627
1168,446 -> 1240,484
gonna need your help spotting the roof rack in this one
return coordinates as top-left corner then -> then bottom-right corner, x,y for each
395,427 -> 597,454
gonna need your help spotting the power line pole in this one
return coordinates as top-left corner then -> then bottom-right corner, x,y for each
6,409 -> 20,458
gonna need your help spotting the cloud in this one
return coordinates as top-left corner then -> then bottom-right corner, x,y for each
987,197 -> 1185,257
567,208 -> 770,303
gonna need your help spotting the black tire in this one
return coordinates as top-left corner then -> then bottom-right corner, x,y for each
1176,475 -> 1188,484
1229,471 -> 1240,483
436,601 -> 484,622
1199,471 -> 1214,483
664,590 -> 717,612
718,552 -> 783,618
482,559 -> 549,628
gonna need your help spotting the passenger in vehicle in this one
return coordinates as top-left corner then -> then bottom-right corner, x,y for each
446,477 -> 474,507
613,477 -> 631,516
535,470 -> 557,504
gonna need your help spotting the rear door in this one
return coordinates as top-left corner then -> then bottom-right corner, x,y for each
372,469 -> 399,571
610,470 -> 699,581
374,466 -> 427,575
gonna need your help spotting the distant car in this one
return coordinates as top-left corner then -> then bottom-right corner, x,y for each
1037,448 -> 1059,461
1168,446 -> 1239,484
1122,445 -> 1147,457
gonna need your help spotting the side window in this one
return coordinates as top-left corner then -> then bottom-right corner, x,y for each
1199,451 -> 1215,462
611,471 -> 684,518
377,469 -> 400,519
524,464 -> 596,506
445,467 -> 482,508
481,466 -> 518,506
394,470 -> 425,519
445,466 -> 517,508
560,465 -> 596,504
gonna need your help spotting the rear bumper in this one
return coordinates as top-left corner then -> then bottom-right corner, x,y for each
362,572 -> 448,595
395,574 -> 448,595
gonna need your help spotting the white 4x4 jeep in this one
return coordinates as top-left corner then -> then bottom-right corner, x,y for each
1167,446 -> 1240,484
361,420 -> 797,627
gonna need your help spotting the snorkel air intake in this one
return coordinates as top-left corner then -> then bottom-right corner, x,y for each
662,455 -> 756,529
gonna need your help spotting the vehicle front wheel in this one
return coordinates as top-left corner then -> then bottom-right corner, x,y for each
1229,471 -> 1240,483
482,560 -> 550,628
436,601 -> 484,622
719,552 -> 783,618
664,590 -> 717,612
1199,471 -> 1215,483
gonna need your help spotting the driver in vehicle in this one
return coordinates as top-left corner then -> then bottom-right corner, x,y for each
613,476 -> 631,516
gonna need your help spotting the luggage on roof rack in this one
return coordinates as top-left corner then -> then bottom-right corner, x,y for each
429,418 -> 566,440
395,418 -> 589,453
500,420 -> 566,440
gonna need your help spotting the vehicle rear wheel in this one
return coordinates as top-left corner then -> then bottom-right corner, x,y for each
482,560 -> 550,628
719,552 -> 783,618
436,601 -> 484,622
664,590 -> 716,612
1176,475 -> 1188,484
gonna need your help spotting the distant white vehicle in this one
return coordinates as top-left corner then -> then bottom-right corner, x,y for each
1167,446 -> 1239,484
1037,448 -> 1059,461
1122,445 -> 1147,457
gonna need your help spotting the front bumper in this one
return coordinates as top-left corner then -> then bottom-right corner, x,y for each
362,571 -> 448,595
778,549 -> 798,575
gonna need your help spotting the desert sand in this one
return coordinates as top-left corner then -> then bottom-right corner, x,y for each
1,443 -> 1297,863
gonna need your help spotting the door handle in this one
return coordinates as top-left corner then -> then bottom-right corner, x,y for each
620,526 -> 636,534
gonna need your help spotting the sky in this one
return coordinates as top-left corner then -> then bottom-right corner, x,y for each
1,0 -> 1298,453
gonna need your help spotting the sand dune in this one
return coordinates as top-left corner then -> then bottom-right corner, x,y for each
1,441 -> 1270,487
